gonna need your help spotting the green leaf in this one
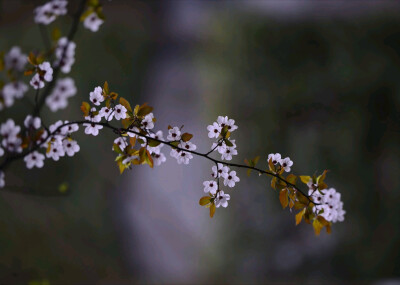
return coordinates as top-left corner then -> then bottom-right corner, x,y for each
313,218 -> 324,236
209,203 -> 216,218
224,139 -> 233,147
137,104 -> 153,117
279,189 -> 289,209
113,143 -> 124,154
80,101 -> 90,116
181,133 -> 193,142
295,209 -> 304,225
199,196 -> 211,206
148,139 -> 161,147
300,175 -> 312,185
286,174 -> 297,185
119,97 -> 132,113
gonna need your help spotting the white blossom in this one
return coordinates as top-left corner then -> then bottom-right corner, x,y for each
89,86 -> 104,106
83,12 -> 104,32
46,78 -> 77,112
203,180 -> 218,195
54,37 -> 76,73
24,115 -> 41,129
113,104 -> 127,120
2,81 -> 28,107
4,46 -> 27,71
152,152 -> 166,166
1,119 -> 21,148
46,142 -> 65,161
113,137 -> 127,150
38,62 -> 53,82
61,122 -> 79,134
24,151 -> 45,169
99,107 -> 114,121
0,147 -> 4,157
280,157 -> 293,172
267,153 -> 281,165
141,113 -> 154,129
217,116 -> 238,132
147,131 -> 164,154
85,108 -> 102,123
211,163 -> 229,178
215,191 -> 230,208
84,122 -> 103,136
221,146 -> 238,161
62,139 -> 80,156
207,122 -> 221,139
30,74 -> 45,89
167,127 -> 181,141
34,0 -> 67,25
176,151 -> 193,165
179,141 -> 197,152
222,170 -> 240,188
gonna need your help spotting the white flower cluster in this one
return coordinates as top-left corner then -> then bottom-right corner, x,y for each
207,116 -> 238,160
84,86 -> 167,167
54,37 -> 76,73
203,163 -> 240,208
43,120 -> 80,161
167,127 -> 197,165
267,153 -> 293,172
46,78 -> 77,112
83,12 -> 104,32
0,47 -> 29,110
30,61 -> 53,89
34,0 -> 67,25
4,46 -> 27,71
309,187 -> 346,223
0,119 -> 22,154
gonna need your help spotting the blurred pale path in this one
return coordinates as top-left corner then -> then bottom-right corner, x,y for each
0,0 -> 400,284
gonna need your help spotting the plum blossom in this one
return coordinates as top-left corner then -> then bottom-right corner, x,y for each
84,122 -> 103,136
268,153 -> 281,165
24,151 -> 45,169
113,137 -> 127,150
46,142 -> 65,161
207,122 -> 221,139
280,157 -> 293,172
203,180 -> 218,195
113,104 -> 127,120
99,107 -> 114,121
46,78 -> 77,112
141,113 -> 154,129
89,86 -> 104,106
221,146 -> 238,161
152,152 -> 166,166
34,0 -> 67,25
54,37 -> 76,73
167,127 -> 181,141
222,170 -> 240,188
83,12 -> 104,32
62,139 -> 80,156
217,116 -> 238,132
2,81 -> 28,108
4,46 -> 27,71
24,115 -> 41,129
215,191 -> 230,208
211,163 -> 229,178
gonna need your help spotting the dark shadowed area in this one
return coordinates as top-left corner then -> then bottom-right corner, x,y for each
1,0 -> 400,284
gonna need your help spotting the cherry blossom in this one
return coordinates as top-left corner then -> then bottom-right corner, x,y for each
203,180 -> 218,195
24,151 -> 45,169
83,12 -> 104,32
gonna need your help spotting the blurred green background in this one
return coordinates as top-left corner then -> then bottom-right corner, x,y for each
1,0 -> 400,284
